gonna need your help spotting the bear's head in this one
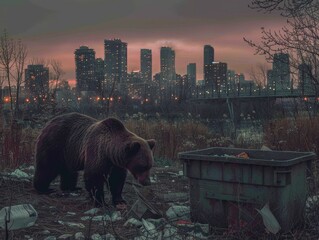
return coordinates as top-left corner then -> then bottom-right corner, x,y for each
101,118 -> 156,186
125,138 -> 156,186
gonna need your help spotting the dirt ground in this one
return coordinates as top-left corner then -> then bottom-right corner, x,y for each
1,165 -> 319,240
0,166 -> 190,240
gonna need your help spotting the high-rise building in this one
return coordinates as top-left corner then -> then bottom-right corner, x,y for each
267,69 -> 278,95
95,58 -> 105,95
298,63 -> 313,95
205,62 -> 227,92
160,47 -> 175,83
25,64 -> 49,100
272,53 -> 291,91
104,39 -> 127,90
74,46 -> 96,93
204,45 -> 214,84
187,63 -> 196,89
204,45 -> 214,65
140,49 -> 152,82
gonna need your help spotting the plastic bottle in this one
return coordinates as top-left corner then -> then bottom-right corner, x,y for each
0,204 -> 38,230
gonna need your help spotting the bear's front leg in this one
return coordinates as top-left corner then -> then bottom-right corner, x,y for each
108,166 -> 127,210
84,171 -> 106,207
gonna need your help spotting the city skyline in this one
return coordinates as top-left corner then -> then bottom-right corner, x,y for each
0,0 -> 284,85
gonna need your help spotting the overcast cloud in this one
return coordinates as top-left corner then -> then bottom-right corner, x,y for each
0,0 -> 285,81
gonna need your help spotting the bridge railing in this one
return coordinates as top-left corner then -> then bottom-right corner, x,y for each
193,85 -> 317,99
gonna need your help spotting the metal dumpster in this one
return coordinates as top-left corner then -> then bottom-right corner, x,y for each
178,147 -> 317,232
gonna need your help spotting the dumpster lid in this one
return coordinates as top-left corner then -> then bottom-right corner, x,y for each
178,147 -> 317,167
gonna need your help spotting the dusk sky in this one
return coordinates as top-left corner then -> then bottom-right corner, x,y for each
0,0 -> 285,85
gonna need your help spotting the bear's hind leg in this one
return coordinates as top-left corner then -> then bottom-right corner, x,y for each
60,170 -> 79,191
108,166 -> 127,208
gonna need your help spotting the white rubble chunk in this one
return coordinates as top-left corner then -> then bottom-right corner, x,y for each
84,208 -> 100,215
102,233 -> 116,240
111,211 -> 122,221
58,220 -> 85,228
44,237 -> 56,240
58,234 -> 73,239
163,224 -> 180,239
91,233 -> 102,240
140,219 -> 161,239
166,205 -> 190,220
10,169 -> 30,178
66,212 -> 76,216
124,218 -> 142,227
80,216 -> 91,221
74,232 -> 85,240
41,230 -> 51,235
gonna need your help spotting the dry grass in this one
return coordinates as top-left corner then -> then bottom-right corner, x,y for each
125,117 -> 231,162
264,116 -> 319,156
0,122 -> 38,171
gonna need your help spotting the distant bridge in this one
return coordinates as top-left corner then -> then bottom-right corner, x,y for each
190,88 -> 318,131
191,88 -> 318,102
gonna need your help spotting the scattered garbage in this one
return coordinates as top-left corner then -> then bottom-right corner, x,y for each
127,186 -> 162,219
186,230 -> 208,240
139,219 -> 161,239
58,233 -> 73,239
305,195 -> 319,220
10,169 -> 30,178
163,224 -> 179,239
44,236 -> 56,240
66,212 -> 76,216
80,216 -> 91,221
145,218 -> 165,227
256,203 -> 281,234
0,204 -> 38,230
3,169 -> 32,182
102,233 -> 116,240
124,218 -> 143,227
260,145 -> 272,151
91,215 -> 106,221
84,208 -> 100,215
166,205 -> 190,220
41,230 -> 51,235
90,233 -> 115,240
57,221 -> 85,228
81,211 -> 121,222
74,232 -> 85,240
157,192 -> 189,202
91,233 -> 102,240
70,193 -> 80,197
235,152 -> 249,159
150,175 -> 157,183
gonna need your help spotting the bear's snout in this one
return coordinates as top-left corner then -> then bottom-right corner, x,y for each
139,176 -> 151,186
135,172 -> 151,186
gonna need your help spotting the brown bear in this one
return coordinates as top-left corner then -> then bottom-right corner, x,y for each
33,112 -> 155,208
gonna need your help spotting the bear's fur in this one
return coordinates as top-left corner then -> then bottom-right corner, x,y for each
33,112 -> 155,206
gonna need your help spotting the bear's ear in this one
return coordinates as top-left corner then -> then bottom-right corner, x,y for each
147,139 -> 156,150
125,141 -> 141,157
102,118 -> 125,132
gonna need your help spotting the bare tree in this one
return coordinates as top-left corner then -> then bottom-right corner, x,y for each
0,29 -> 15,112
11,40 -> 27,117
49,59 -> 65,114
0,30 -> 28,118
26,58 -> 66,114
249,63 -> 270,88
244,0 -> 319,95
